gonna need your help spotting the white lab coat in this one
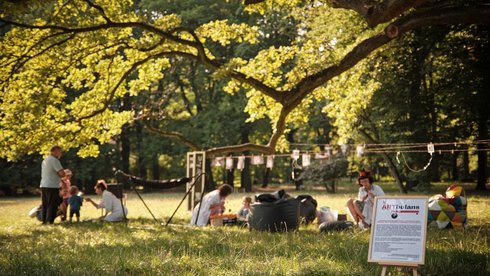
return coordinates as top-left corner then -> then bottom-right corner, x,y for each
190,190 -> 221,226
358,184 -> 384,225
97,190 -> 128,222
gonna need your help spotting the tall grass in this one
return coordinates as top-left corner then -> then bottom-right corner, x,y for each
0,182 -> 488,275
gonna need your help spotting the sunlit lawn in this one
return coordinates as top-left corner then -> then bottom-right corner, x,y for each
0,182 -> 488,275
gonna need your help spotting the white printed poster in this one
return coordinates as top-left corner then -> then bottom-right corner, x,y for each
368,196 -> 428,265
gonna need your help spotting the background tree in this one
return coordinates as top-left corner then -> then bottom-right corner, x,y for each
0,0 -> 488,191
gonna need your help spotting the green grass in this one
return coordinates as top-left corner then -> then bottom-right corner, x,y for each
0,183 -> 488,275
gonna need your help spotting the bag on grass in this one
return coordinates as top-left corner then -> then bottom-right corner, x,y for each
296,195 -> 317,224
319,221 -> 354,232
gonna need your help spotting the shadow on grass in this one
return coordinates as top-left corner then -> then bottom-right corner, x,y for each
0,218 -> 381,275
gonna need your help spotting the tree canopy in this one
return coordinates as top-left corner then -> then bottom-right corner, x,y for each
1,0 -> 489,161
0,0 -> 489,193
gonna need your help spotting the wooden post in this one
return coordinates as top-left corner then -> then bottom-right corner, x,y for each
381,266 -> 387,276
379,264 -> 418,276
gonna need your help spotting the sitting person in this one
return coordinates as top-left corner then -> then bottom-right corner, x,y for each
346,170 -> 384,228
190,184 -> 233,226
68,186 -> 83,222
237,196 -> 252,221
85,180 -> 128,222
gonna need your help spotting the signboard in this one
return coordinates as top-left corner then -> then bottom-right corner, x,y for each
368,196 -> 428,266
186,151 -> 206,211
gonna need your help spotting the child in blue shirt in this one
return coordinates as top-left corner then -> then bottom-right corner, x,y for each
68,186 -> 83,222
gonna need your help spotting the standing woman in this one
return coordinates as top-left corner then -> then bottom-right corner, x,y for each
85,180 -> 128,222
346,170 -> 385,228
190,184 -> 233,226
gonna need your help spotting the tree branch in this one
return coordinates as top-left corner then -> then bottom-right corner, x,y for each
83,0 -> 112,23
284,5 -> 490,111
75,51 -> 171,122
144,124 -> 201,151
0,17 -> 284,102
2,33 -> 76,83
327,0 -> 429,27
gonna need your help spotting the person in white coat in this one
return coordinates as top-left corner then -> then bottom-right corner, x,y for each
86,180 -> 128,222
346,170 -> 384,228
190,184 -> 233,226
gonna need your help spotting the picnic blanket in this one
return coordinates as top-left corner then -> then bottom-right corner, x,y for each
428,185 -> 467,229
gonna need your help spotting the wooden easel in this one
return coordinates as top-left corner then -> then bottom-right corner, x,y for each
380,263 -> 419,276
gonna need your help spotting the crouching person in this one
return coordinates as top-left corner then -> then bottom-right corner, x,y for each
85,180 -> 128,222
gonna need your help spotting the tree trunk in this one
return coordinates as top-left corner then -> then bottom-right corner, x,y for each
241,153 -> 252,192
205,159 -> 215,192
135,123 -> 146,178
120,94 -> 131,174
240,128 -> 252,192
476,118 -> 488,190
226,168 -> 235,187
152,153 -> 160,180
451,152 -> 459,181
262,167 -> 271,188
474,24 -> 489,190
382,152 -> 407,193
463,150 -> 470,180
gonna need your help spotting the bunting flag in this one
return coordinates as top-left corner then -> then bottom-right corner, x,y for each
356,144 -> 365,157
340,144 -> 348,155
237,156 -> 245,170
314,153 -> 327,159
266,155 -> 274,169
211,157 -> 224,167
325,145 -> 332,158
225,156 -> 234,170
251,155 -> 264,165
302,153 -> 311,167
292,149 -> 300,160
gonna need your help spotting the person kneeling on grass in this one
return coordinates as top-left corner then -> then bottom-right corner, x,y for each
346,169 -> 384,228
85,180 -> 128,222
190,184 -> 233,226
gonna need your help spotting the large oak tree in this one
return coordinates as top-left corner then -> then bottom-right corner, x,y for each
1,0 -> 489,191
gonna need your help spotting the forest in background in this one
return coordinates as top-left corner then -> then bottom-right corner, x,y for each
0,0 -> 488,195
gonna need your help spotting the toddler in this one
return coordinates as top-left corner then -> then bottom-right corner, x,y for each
68,186 -> 83,222
237,196 -> 252,221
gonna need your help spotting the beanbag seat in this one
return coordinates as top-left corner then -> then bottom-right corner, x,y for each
249,190 -> 300,232
428,185 -> 467,229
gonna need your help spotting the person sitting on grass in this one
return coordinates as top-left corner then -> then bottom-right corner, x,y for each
346,170 -> 384,228
85,180 -> 128,222
190,184 -> 233,226
237,196 -> 252,221
68,186 -> 83,223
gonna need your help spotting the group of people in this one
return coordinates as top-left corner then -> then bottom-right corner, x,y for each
39,145 -> 128,224
189,169 -> 384,228
41,145 -> 382,227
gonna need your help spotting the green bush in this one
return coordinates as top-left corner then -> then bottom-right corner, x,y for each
301,157 -> 349,192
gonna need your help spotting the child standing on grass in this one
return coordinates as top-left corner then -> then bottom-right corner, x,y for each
68,186 -> 83,222
237,196 -> 252,221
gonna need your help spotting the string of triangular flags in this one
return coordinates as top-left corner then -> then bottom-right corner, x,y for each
209,140 -> 490,171
210,144 -> 363,171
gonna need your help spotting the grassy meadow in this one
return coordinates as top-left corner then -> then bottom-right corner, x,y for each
0,182 -> 488,275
